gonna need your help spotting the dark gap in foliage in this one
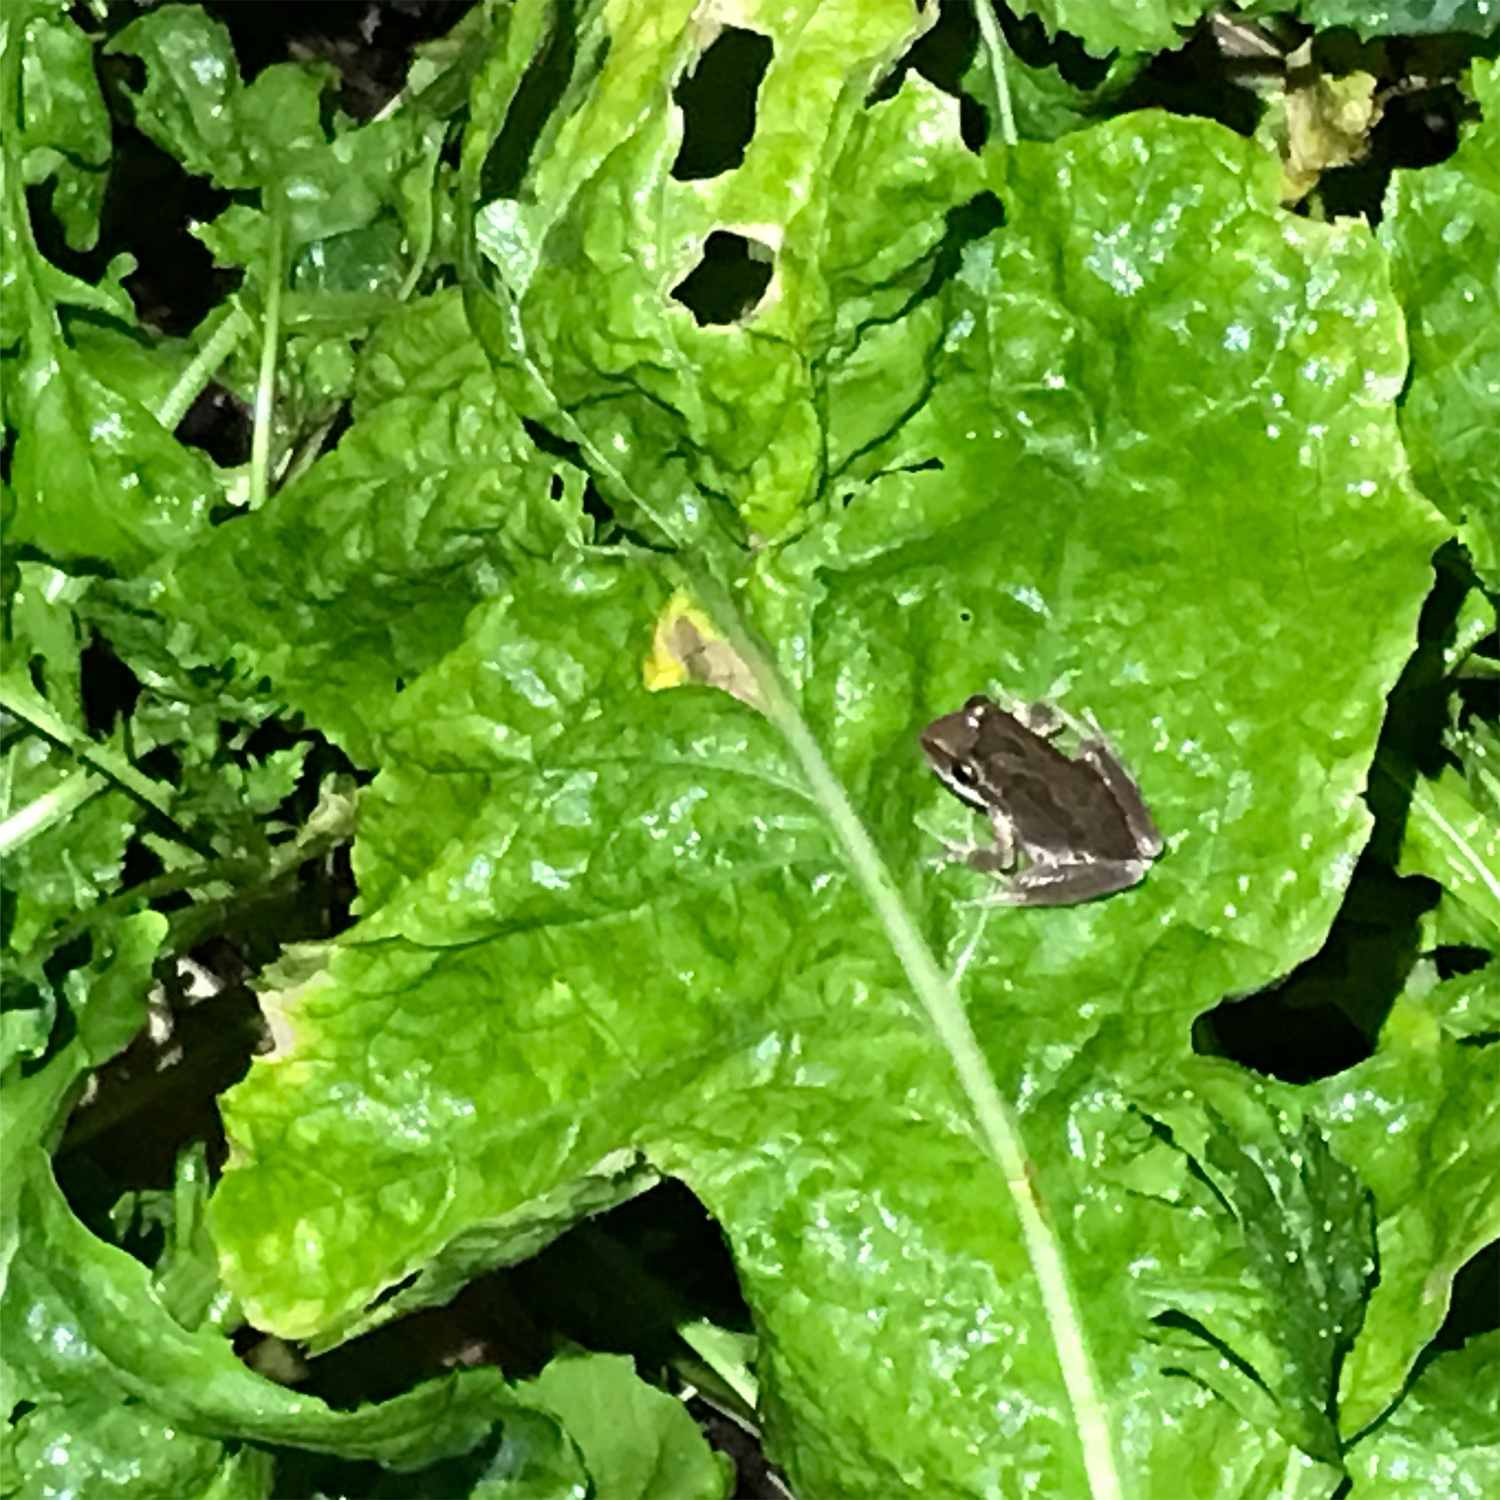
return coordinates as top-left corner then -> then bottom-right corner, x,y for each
237,716 -> 305,763
687,1396 -> 790,1498
118,829 -> 166,891
1320,80 -> 1473,226
1434,945 -> 1491,979
137,742 -> 182,791
302,1273 -> 548,1411
1432,1240 -> 1499,1349
1112,27 -> 1264,138
1362,539 -> 1481,883
509,1179 -> 752,1362
59,962 -> 265,1187
672,27 -> 773,181
37,107 -> 235,334
80,634 -> 143,737
997,5 -> 1114,90
1194,860 -> 1437,1081
923,189 -> 1006,289
866,1 -> 987,150
670,231 -> 773,326
175,383 -> 253,467
203,0 -> 477,119
479,0 -> 583,203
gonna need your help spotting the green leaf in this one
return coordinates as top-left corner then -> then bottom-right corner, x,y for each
104,8 -> 329,195
1346,1332 -> 1500,1495
17,2 -> 111,252
1,912 -> 164,1368
1,1149 -> 519,1472
520,1352 -> 732,1500
1314,1000 -> 1500,1432
1198,1105 -> 1374,1462
1004,0 -> 1211,57
1397,759 -> 1500,943
0,1396 -> 271,1500
165,290 -> 588,767
1381,60 -> 1500,585
1,31 -> 218,571
108,5 -> 445,273
7,349 -> 218,571
464,0 -> 978,544
1277,0 -> 1500,40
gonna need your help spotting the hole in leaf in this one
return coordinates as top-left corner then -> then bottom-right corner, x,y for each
670,231 -> 773,326
1193,861 -> 1433,1083
1434,945 -> 1490,980
672,27 -> 773,180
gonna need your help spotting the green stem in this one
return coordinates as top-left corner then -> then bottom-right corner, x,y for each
154,304 -> 247,434
0,678 -> 179,830
0,766 -> 105,856
975,1 -> 1019,148
249,205 -> 287,510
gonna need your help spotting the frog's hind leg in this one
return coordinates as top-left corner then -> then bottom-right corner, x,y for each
985,856 -> 1153,907
1078,738 -> 1165,857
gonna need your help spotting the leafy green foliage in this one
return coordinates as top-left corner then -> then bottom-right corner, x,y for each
1279,0 -> 1500,39
16,2 -> 110,252
1383,60 -> 1500,585
1006,0 -> 1213,56
3,2 -> 1498,1497
520,1352 -> 734,1499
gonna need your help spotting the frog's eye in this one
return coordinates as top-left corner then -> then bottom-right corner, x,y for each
947,761 -> 978,789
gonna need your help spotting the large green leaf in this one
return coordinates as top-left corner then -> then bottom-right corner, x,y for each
203,8 -> 1447,1493
1381,60 -> 1500,585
